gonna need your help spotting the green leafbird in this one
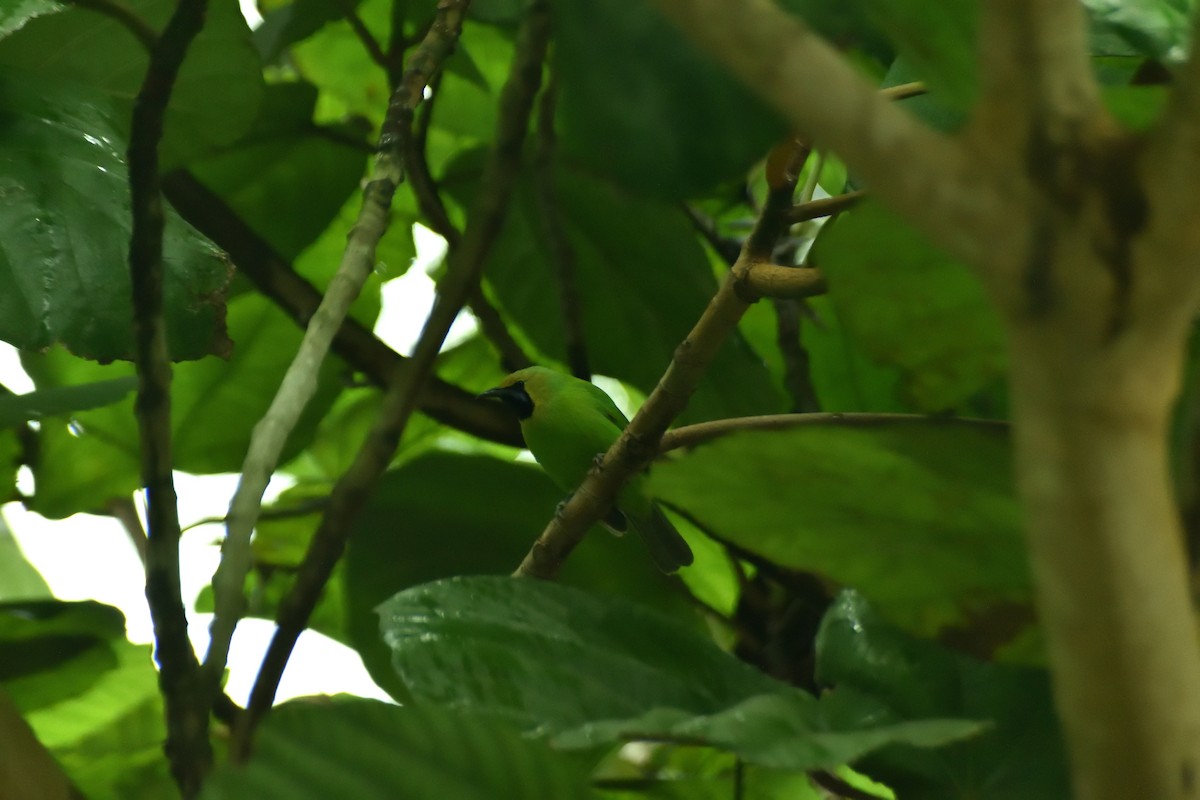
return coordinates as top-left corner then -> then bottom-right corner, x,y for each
479,367 -> 694,573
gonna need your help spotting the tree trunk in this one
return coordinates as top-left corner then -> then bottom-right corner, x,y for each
1008,319 -> 1200,800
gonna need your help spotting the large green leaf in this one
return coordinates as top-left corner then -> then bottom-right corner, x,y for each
380,577 -> 982,770
816,592 -> 1069,799
648,419 -> 1030,638
24,293 -> 344,518
342,451 -> 697,701
0,0 -> 264,167
0,72 -> 231,362
187,82 -> 368,261
549,0 -> 786,199
200,700 -> 595,800
461,164 -> 784,422
814,203 -> 1007,413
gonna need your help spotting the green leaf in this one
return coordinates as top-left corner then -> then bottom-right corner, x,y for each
343,451 -> 696,701
24,293 -> 344,518
187,82 -> 368,261
25,637 -> 170,799
814,203 -> 1007,413
0,72 -> 231,362
0,601 -> 127,714
801,295 -> 909,413
380,577 -> 981,770
0,0 -> 265,167
0,378 -> 136,427
200,699 -> 596,800
0,0 -> 62,38
816,591 -> 1070,799
462,164 -> 784,422
1085,0 -> 1194,63
0,518 -> 52,601
550,0 -> 786,198
648,419 -> 1030,638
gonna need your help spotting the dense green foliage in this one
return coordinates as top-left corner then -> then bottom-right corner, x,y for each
0,0 -> 1190,797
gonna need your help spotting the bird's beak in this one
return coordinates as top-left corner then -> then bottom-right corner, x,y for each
476,386 -> 508,402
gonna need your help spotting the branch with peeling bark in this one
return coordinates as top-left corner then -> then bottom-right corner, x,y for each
204,0 -> 473,717
126,0 -> 212,792
513,138 -> 810,579
231,1 -> 552,758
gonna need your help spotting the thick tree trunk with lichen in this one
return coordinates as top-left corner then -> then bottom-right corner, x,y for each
1009,320 -> 1200,799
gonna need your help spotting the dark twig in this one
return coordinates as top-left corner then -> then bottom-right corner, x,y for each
772,297 -> 820,412
233,0 -> 551,757
513,138 -> 811,579
400,71 -> 535,372
534,74 -> 591,380
682,204 -> 743,266
469,287 -> 534,372
160,173 -> 522,447
126,0 -> 212,791
333,0 -> 390,71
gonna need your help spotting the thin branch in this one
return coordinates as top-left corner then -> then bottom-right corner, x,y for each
469,287 -> 533,371
127,0 -> 212,791
648,0 -> 1004,270
232,0 -> 551,757
108,495 -> 148,565
203,0 -> 473,714
400,73 -> 535,372
534,73 -> 591,380
781,190 -> 864,225
682,204 -> 743,265
772,298 -> 819,412
333,0 -> 390,71
659,412 -> 1007,453
880,80 -> 926,101
404,72 -> 459,244
160,173 -> 522,447
513,138 -> 809,579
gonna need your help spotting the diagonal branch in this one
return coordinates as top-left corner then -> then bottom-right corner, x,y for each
203,0 -> 473,709
513,138 -> 809,579
126,0 -> 212,792
648,0 -> 1002,269
160,172 -> 522,446
231,0 -> 551,757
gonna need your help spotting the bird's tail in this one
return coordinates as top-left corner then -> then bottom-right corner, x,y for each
625,504 -> 694,574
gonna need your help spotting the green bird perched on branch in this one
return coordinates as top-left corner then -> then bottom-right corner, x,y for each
479,367 -> 694,573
